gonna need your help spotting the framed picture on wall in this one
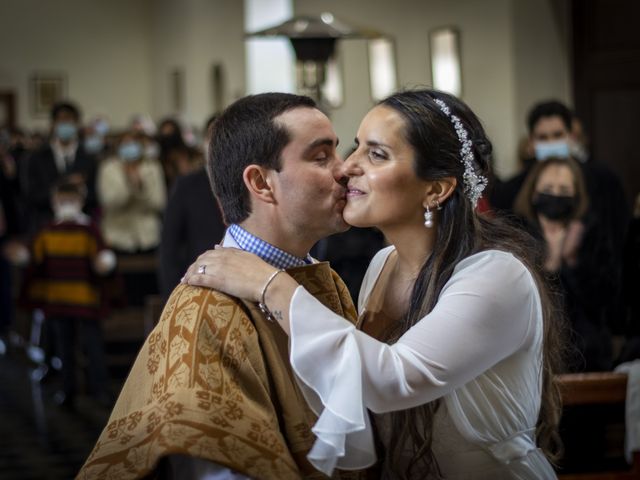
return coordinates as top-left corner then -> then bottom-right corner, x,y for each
210,63 -> 225,114
170,68 -> 185,113
30,73 -> 67,116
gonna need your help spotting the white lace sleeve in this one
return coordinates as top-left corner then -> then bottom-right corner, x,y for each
289,250 -> 539,475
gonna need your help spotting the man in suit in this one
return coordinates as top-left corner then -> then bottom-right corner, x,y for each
25,101 -> 98,235
158,167 -> 226,297
158,116 -> 226,298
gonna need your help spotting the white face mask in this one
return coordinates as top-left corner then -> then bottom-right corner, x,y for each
54,202 -> 82,221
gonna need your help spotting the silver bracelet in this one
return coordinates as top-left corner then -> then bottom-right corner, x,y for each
258,269 -> 285,322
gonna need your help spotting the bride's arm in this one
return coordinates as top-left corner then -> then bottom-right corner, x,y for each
289,251 -> 538,413
183,245 -> 394,334
184,248 -> 537,412
255,269 -> 298,334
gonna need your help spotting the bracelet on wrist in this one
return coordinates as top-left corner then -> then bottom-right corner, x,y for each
258,269 -> 285,322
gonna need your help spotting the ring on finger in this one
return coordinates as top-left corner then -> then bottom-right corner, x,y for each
197,264 -> 207,275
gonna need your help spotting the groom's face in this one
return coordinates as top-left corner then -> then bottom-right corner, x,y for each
269,107 -> 349,240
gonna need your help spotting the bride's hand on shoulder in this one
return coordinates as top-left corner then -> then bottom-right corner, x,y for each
181,246 -> 277,302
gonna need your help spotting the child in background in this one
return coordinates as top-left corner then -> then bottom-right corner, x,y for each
25,178 -> 116,408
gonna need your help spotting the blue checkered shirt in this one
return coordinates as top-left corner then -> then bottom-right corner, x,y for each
228,224 -> 313,270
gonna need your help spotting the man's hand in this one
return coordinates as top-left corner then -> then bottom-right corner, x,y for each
66,172 -> 86,186
561,220 -> 584,267
539,217 -> 585,272
124,163 -> 142,189
540,217 -> 567,273
2,240 -> 30,266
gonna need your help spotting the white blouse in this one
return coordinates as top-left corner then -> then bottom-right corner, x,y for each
288,247 -> 557,479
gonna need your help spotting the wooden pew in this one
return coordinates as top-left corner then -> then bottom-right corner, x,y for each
556,372 -> 639,480
115,252 -> 158,274
103,253 -> 159,377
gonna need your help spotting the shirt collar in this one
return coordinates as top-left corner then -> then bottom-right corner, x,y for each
51,140 -> 78,173
228,224 -> 312,270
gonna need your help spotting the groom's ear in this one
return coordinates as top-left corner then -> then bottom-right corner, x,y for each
243,164 -> 276,205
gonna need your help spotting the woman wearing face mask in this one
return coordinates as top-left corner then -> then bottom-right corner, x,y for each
514,156 -> 589,274
181,90 -> 565,479
97,131 -> 166,254
514,157 -> 612,372
97,131 -> 166,307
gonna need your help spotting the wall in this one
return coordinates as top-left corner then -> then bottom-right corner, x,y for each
512,0 -> 572,139
0,0 -> 570,167
0,0 -> 245,132
0,0 -> 153,130
149,0 -> 245,130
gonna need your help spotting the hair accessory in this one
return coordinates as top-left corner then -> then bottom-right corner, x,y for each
258,268 -> 285,322
433,98 -> 488,208
424,205 -> 434,228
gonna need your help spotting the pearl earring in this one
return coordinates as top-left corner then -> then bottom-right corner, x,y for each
424,205 -> 434,228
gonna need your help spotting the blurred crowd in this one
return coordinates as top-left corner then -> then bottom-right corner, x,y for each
490,100 -> 638,371
0,97 -> 639,408
0,100 -> 226,407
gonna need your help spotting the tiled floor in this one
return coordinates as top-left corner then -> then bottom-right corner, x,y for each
0,339 -> 133,480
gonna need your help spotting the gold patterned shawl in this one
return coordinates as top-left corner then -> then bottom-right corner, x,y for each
77,262 -> 361,480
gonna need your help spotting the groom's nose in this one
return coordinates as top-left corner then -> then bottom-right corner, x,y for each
331,155 -> 348,185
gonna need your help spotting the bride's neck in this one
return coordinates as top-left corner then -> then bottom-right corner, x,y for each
383,222 -> 435,279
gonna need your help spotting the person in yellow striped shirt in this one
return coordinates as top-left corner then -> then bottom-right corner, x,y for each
26,178 -> 116,409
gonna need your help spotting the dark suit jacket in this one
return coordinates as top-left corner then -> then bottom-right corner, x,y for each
25,143 -> 97,234
158,168 -> 226,297
0,162 -> 20,241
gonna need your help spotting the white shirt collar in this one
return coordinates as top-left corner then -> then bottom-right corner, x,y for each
51,140 -> 78,173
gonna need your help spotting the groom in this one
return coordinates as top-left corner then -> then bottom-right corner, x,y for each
78,93 -> 365,479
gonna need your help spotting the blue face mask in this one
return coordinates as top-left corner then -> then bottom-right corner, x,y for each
55,122 -> 78,142
84,135 -> 104,154
94,119 -> 110,136
534,140 -> 570,161
118,141 -> 143,162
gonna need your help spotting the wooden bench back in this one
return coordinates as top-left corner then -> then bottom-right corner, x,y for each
556,372 -> 638,480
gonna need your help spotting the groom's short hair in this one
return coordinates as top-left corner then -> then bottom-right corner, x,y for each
207,92 -> 317,225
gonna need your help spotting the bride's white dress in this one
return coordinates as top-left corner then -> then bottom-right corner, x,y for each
288,246 -> 557,479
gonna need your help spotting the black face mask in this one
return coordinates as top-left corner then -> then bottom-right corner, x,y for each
532,193 -> 576,221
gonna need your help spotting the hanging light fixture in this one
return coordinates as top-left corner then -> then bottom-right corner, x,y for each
247,13 -> 387,107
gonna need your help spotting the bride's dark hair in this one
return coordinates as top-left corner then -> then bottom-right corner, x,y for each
378,89 -> 565,478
